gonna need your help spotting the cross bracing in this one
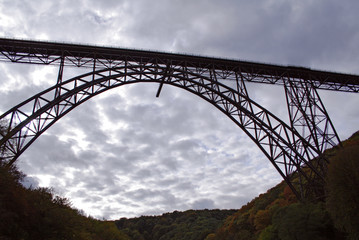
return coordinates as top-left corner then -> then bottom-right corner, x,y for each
1,38 -> 358,200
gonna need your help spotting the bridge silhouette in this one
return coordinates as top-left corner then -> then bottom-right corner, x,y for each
0,38 -> 358,201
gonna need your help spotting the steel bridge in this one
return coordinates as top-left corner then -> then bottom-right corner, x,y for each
0,38 -> 358,200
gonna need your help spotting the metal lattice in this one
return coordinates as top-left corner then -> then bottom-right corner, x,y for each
1,38 -> 358,200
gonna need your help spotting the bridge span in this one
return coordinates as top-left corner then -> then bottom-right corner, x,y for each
0,38 -> 358,200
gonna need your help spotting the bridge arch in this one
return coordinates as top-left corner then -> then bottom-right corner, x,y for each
0,63 -> 325,200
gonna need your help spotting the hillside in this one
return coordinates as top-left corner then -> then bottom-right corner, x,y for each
207,131 -> 359,240
114,131 -> 359,240
115,209 -> 237,240
0,160 -> 131,240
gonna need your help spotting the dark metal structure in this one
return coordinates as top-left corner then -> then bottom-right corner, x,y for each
1,38 -> 358,200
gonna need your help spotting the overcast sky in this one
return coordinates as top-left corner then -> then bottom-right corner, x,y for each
0,0 -> 358,220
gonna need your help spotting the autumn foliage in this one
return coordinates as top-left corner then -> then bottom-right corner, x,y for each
0,158 -> 130,240
326,132 -> 359,240
206,132 -> 359,240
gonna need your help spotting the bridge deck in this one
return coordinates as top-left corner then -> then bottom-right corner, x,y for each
1,38 -> 358,92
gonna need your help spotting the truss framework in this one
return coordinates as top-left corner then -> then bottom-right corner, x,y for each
1,38 -> 358,92
1,38 -> 358,200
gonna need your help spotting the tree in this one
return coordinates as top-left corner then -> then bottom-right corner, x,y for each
1,121 -> 130,240
258,225 -> 278,240
254,209 -> 271,232
326,145 -> 359,239
272,203 -> 335,240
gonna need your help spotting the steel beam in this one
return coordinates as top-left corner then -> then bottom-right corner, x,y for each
0,38 -> 359,92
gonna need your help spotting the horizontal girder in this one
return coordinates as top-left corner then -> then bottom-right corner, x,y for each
1,38 -> 359,92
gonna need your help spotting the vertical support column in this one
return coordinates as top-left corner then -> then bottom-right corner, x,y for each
55,56 -> 65,98
91,56 -> 97,94
284,78 -> 340,152
234,71 -> 304,200
284,77 -> 340,199
54,56 -> 65,116
235,72 -> 252,111
209,67 -> 221,102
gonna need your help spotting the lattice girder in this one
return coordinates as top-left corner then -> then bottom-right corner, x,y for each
1,38 -> 359,92
0,62 -> 327,200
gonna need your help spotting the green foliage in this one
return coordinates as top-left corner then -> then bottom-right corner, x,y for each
0,162 -> 130,240
115,209 -> 236,240
258,225 -> 278,240
272,203 -> 335,240
209,132 -> 359,240
210,182 -> 291,240
210,186 -> 340,240
326,143 -> 359,239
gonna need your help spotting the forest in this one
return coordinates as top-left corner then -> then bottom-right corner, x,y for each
1,127 -> 358,239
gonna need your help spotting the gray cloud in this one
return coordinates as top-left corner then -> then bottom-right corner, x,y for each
191,198 -> 215,210
21,175 -> 40,189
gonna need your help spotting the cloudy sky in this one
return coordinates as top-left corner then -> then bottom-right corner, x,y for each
0,0 -> 358,220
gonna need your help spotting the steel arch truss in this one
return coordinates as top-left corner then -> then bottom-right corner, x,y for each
0,59 -> 338,200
